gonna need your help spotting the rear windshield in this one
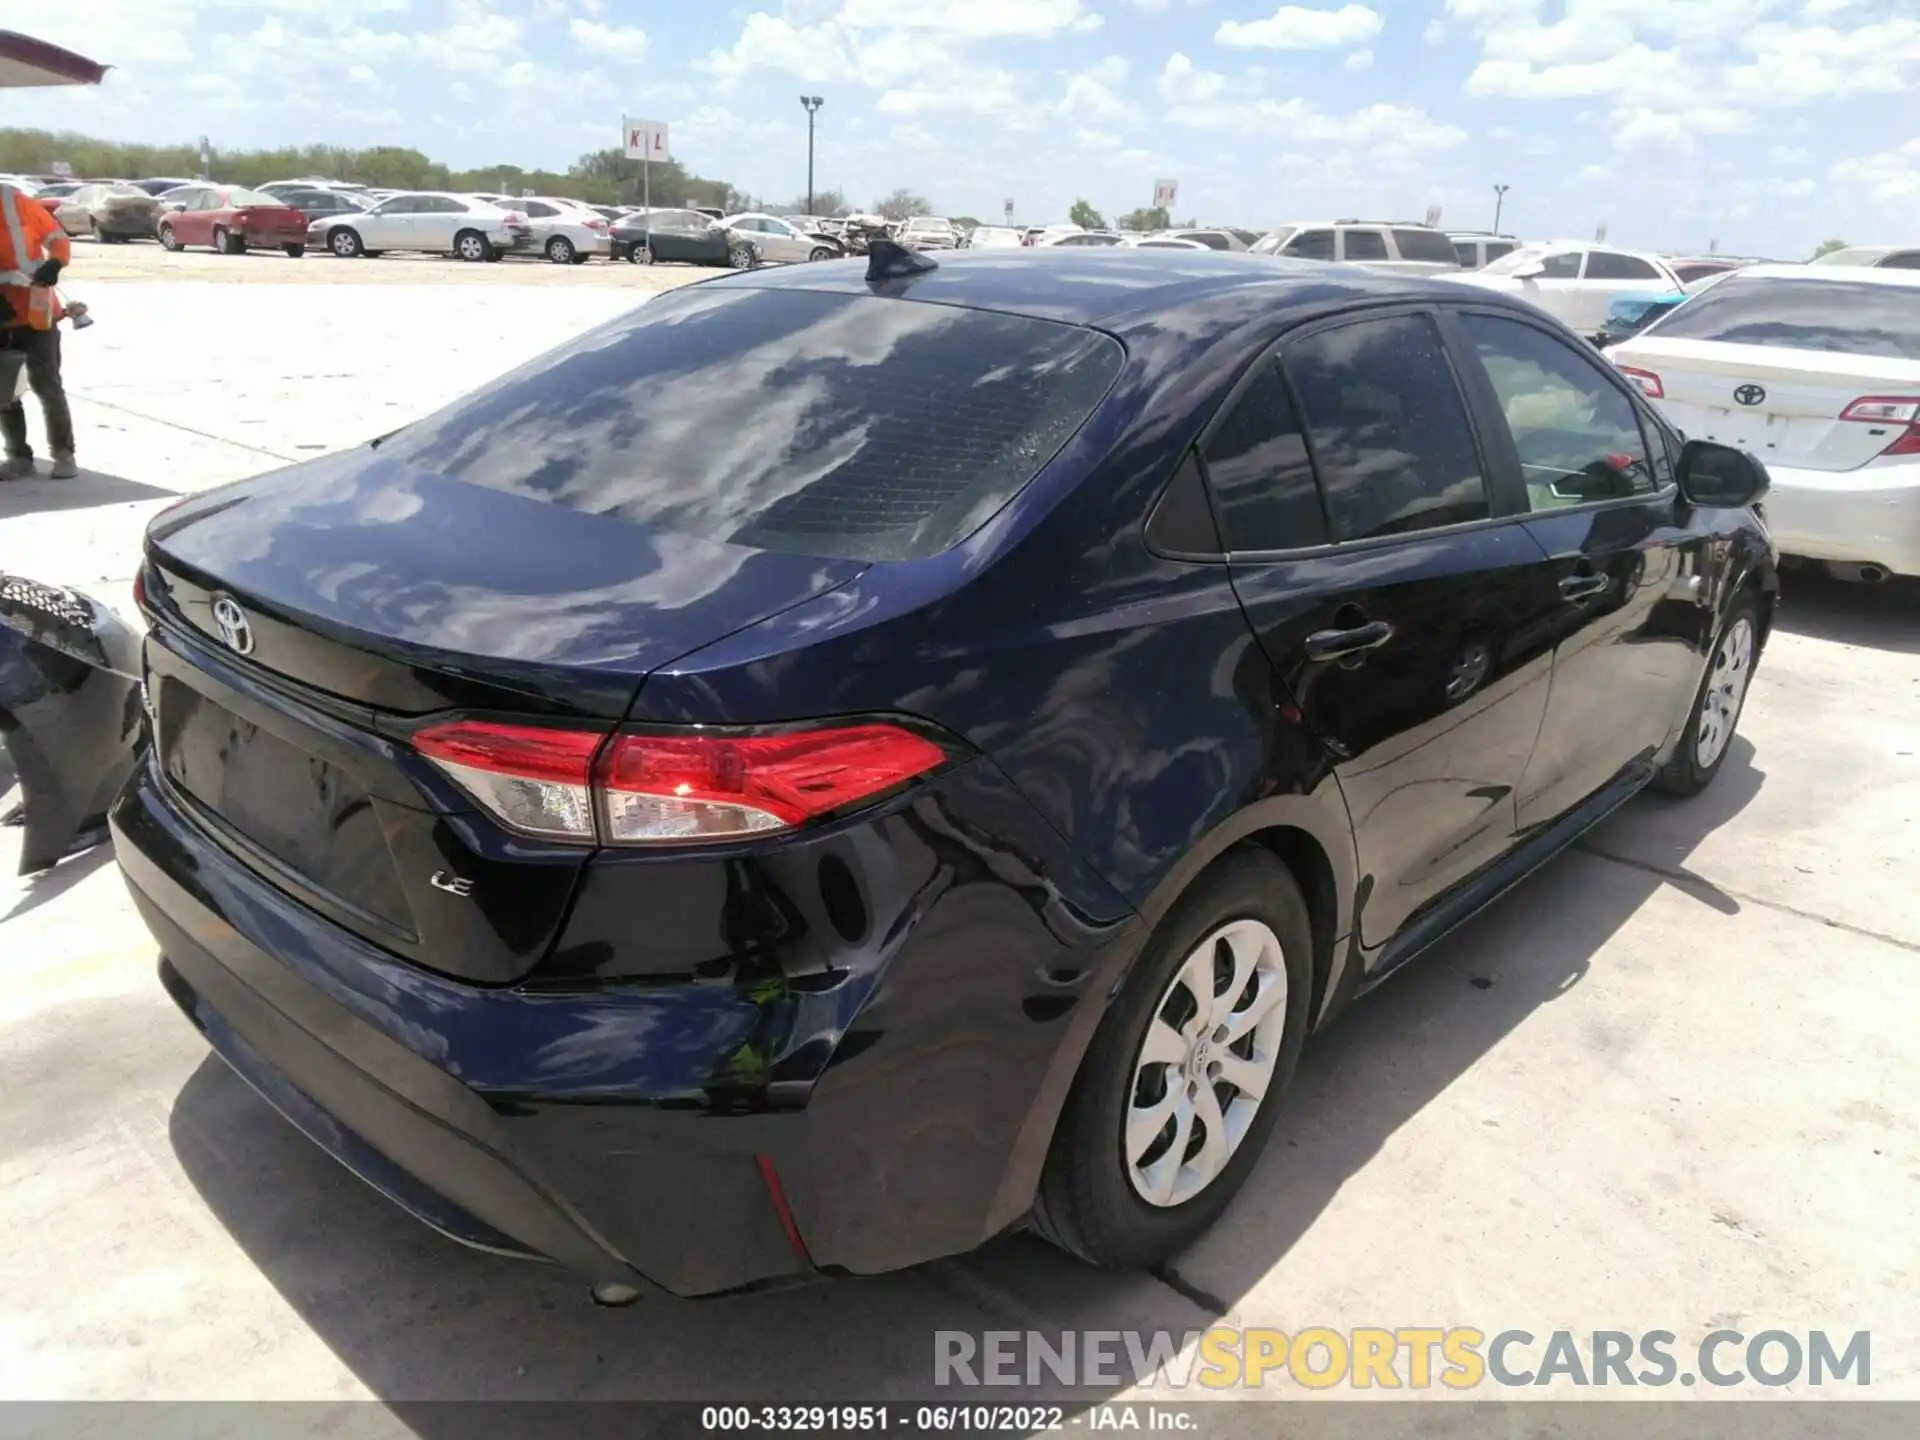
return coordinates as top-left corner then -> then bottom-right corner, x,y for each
380,287 -> 1123,562
1645,278 -> 1920,360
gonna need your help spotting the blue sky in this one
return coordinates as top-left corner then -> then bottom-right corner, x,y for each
8,1 -> 1920,255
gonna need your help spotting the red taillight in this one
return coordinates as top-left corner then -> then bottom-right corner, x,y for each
412,719 -> 947,845
1839,395 -> 1920,456
131,564 -> 148,614
1616,365 -> 1663,399
413,720 -> 603,841
583,217 -> 608,230
595,724 -> 948,843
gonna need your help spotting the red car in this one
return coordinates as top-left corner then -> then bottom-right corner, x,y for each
156,185 -> 309,257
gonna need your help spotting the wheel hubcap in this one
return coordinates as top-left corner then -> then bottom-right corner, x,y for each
1695,616 -> 1753,769
1125,919 -> 1288,1208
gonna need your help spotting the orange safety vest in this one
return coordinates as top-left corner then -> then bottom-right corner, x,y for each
0,184 -> 71,331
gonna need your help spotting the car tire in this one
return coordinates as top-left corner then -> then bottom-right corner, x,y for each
454,229 -> 492,263
1033,848 -> 1314,1269
212,226 -> 235,255
1656,590 -> 1760,798
809,246 -> 834,262
631,244 -> 654,266
283,243 -> 305,258
158,224 -> 182,252
328,227 -> 364,259
545,236 -> 575,265
727,241 -> 755,270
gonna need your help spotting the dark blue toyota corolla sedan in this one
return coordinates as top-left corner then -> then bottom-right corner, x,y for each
113,247 -> 1776,1300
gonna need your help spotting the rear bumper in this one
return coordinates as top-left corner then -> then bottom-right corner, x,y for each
1761,461 -> 1920,576
112,750 -> 1144,1293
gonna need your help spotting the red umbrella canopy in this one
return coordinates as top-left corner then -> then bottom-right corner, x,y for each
0,31 -> 108,88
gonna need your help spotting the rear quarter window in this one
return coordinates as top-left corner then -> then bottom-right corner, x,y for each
379,287 -> 1124,562
1392,228 -> 1461,264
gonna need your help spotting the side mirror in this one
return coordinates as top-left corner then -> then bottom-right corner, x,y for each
1513,261 -> 1547,279
1677,440 -> 1769,509
167,202 -> 187,213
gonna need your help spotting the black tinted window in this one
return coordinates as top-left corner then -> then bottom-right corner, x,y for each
1883,252 -> 1920,271
1343,230 -> 1388,261
1393,228 -> 1459,264
1648,278 -> 1920,360
1486,242 -> 1516,263
1540,252 -> 1582,278
1453,242 -> 1478,267
1286,229 -> 1336,261
1283,315 -> 1489,542
1459,313 -> 1656,508
382,288 -> 1122,562
1201,361 -> 1328,551
1184,231 -> 1230,251
1585,251 -> 1660,281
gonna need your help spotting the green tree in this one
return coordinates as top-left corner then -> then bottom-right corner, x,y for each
784,187 -> 848,217
1067,198 -> 1106,230
1116,206 -> 1169,232
1811,238 -> 1849,258
950,214 -> 981,231
873,187 -> 932,221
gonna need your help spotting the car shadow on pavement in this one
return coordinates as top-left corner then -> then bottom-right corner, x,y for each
0,840 -> 113,923
165,740 -> 1761,1414
0,466 -> 177,521
1773,569 -> 1919,655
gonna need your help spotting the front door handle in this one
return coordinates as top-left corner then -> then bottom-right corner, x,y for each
1305,619 -> 1395,662
1558,573 -> 1610,602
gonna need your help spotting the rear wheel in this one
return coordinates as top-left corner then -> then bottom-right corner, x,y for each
808,246 -> 834,262
545,235 -> 576,264
283,243 -> 305,258
158,224 -> 182,252
727,241 -> 755,270
1034,850 -> 1313,1268
212,226 -> 238,255
454,229 -> 492,263
631,243 -> 654,265
1657,592 -> 1760,797
328,227 -> 364,259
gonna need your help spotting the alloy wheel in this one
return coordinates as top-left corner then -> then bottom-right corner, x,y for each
1696,615 -> 1753,769
1125,919 -> 1288,1207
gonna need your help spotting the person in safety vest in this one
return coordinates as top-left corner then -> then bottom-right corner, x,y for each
1,181 -> 76,480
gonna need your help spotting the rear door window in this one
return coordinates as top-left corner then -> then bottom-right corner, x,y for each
1453,242 -> 1480,268
1646,278 -> 1920,359
1282,314 -> 1491,542
1342,229 -> 1389,262
380,288 -> 1124,562
1585,251 -> 1661,281
1201,361 -> 1329,551
1392,228 -> 1460,264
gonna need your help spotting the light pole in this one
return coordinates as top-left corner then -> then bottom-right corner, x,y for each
1492,183 -> 1510,234
800,95 -> 824,215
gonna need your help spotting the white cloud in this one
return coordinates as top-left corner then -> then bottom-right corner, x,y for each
1423,19 -> 1446,43
1216,4 -> 1384,50
568,19 -> 650,63
1833,136 -> 1920,204
1158,52 -> 1226,103
1768,144 -> 1810,166
1343,48 -> 1375,72
835,0 -> 1100,39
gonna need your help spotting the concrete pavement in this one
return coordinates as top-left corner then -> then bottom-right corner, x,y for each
2,260 -> 1916,1415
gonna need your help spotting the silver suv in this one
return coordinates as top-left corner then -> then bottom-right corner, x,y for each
1250,221 -> 1462,274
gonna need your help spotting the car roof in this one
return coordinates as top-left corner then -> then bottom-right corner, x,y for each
704,247 -> 1496,330
1717,262 -> 1920,289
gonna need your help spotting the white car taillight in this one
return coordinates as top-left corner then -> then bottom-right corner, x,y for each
412,719 -> 950,846
1615,365 -> 1663,399
1840,396 -> 1920,457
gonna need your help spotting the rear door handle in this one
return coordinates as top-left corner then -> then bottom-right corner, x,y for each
1304,620 -> 1395,662
1558,574 -> 1610,601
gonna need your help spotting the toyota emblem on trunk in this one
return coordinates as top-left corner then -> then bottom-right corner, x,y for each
210,594 -> 255,655
1734,384 -> 1766,407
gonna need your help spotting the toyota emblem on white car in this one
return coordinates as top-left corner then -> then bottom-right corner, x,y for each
1733,384 -> 1766,406
209,594 -> 255,655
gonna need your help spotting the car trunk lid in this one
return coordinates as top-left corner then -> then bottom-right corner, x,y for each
1618,338 -> 1920,471
142,447 -> 864,984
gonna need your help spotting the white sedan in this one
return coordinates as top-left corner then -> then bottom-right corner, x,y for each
310,191 -> 533,261
722,213 -> 842,263
1607,264 -> 1920,582
1450,241 -> 1683,337
513,197 -> 613,263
